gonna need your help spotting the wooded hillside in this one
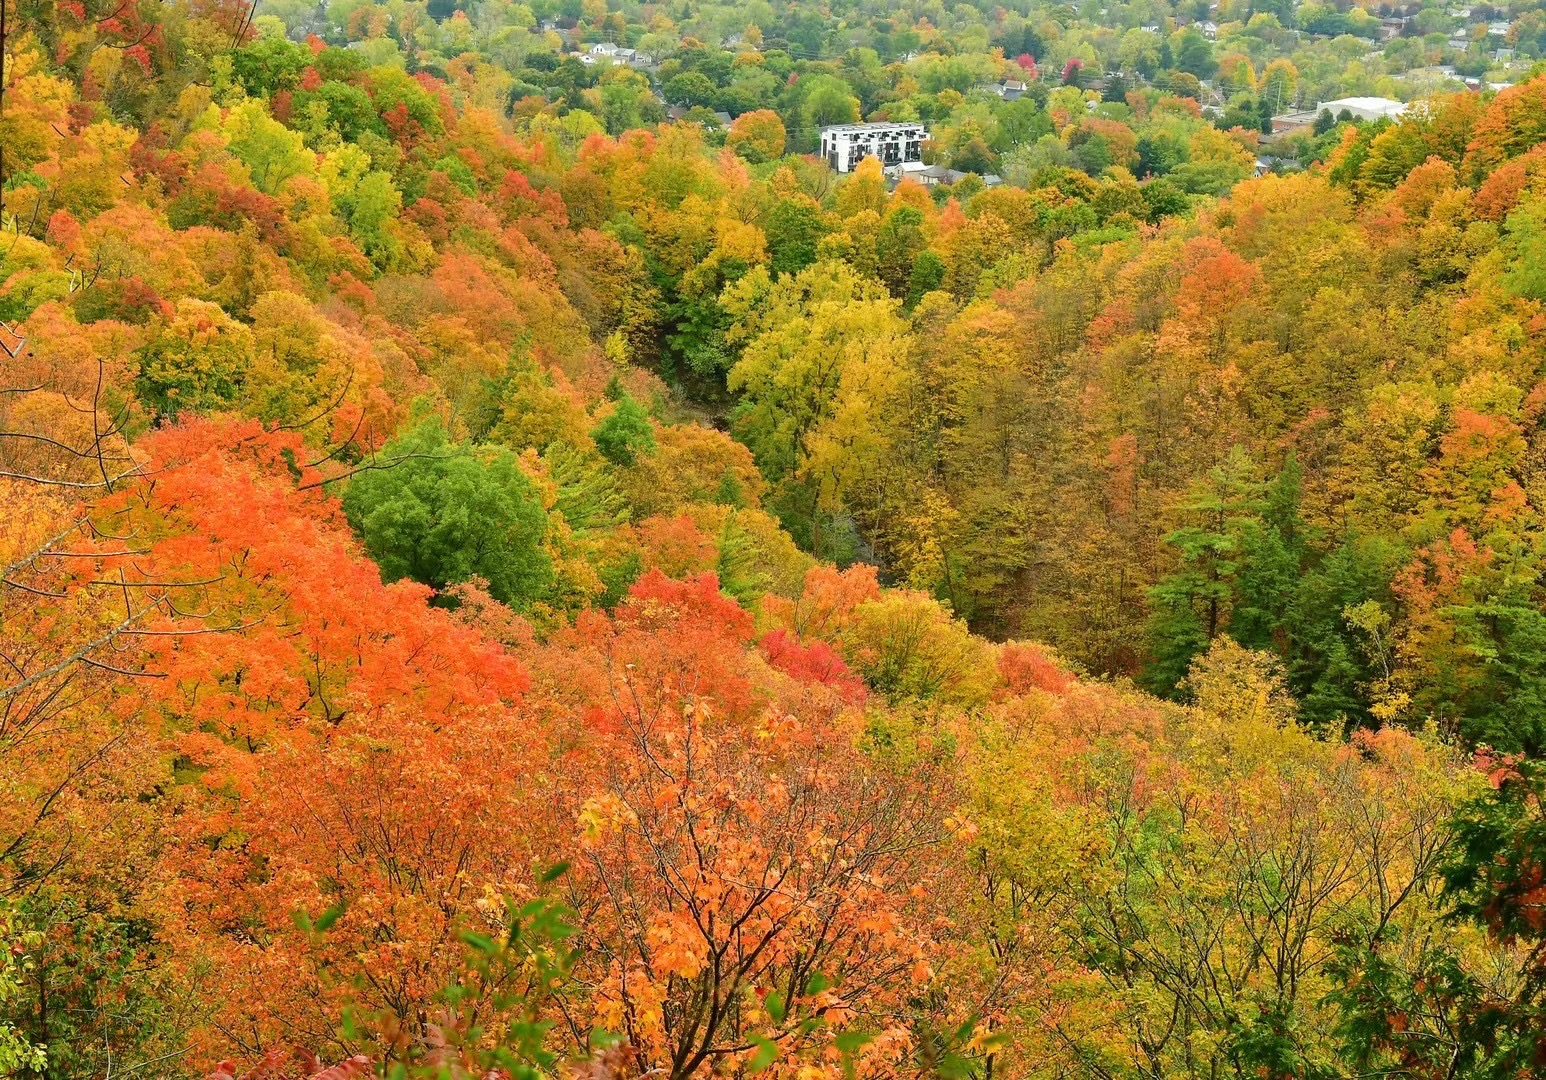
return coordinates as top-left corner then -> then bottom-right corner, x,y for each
4,2 -> 1546,1077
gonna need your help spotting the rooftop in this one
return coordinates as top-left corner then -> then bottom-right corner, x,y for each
820,122 -> 927,134
1321,95 -> 1408,117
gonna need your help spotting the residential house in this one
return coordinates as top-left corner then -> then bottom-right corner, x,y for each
979,79 -> 1029,101
907,163 -> 1003,187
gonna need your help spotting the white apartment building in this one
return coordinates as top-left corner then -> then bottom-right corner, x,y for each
819,122 -> 926,173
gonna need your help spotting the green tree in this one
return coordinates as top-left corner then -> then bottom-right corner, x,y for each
1442,538 -> 1546,753
763,196 -> 829,278
224,99 -> 313,195
664,71 -> 717,108
1229,455 -> 1305,650
1502,196 -> 1546,301
591,387 -> 656,466
1141,450 -> 1261,697
229,35 -> 311,98
1172,30 -> 1218,78
1141,176 -> 1190,219
952,137 -> 996,175
297,80 -> 388,142
1285,536 -> 1401,729
798,74 -> 861,130
342,418 -> 553,607
876,206 -> 927,298
993,98 -> 1051,152
906,250 -> 946,308
346,171 -> 406,269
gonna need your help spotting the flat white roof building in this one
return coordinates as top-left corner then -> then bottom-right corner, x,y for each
1319,96 -> 1408,122
819,122 -> 926,174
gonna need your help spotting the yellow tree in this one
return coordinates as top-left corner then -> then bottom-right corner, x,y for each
955,640 -> 1479,1078
723,261 -> 910,552
726,109 -> 787,163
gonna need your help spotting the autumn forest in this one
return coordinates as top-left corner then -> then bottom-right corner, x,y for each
4,0 -> 1546,1076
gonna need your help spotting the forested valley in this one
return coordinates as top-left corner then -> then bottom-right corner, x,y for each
4,0 -> 1546,1077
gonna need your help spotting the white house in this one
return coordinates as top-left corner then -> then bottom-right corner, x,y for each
819,122 -> 926,173
586,42 -> 651,66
